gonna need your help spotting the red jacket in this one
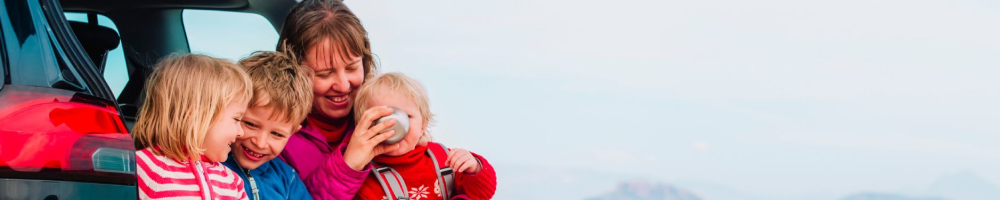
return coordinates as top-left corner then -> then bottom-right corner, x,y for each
353,142 -> 496,200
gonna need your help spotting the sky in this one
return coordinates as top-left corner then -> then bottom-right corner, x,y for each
344,1 -> 1000,199
74,0 -> 1000,199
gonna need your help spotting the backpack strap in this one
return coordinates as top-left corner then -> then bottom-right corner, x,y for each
426,143 -> 455,199
371,164 -> 412,200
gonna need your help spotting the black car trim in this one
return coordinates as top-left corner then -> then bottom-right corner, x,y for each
39,0 -> 114,101
0,14 -> 7,87
0,167 -> 136,186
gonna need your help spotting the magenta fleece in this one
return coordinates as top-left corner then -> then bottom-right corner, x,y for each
279,121 -> 370,200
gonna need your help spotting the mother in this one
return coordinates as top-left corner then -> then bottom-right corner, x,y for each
276,0 -> 401,199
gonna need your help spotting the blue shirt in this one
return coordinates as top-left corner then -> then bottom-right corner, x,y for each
223,156 -> 314,200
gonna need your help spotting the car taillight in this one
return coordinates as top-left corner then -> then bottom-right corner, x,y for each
0,85 -> 135,185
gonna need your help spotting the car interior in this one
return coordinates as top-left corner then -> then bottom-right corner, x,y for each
58,0 -> 297,129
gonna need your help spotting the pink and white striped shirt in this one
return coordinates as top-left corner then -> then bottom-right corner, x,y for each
136,147 -> 248,200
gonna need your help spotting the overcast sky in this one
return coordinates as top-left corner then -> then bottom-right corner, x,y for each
346,0 -> 1000,199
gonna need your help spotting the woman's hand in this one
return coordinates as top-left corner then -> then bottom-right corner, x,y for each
446,148 -> 481,174
343,106 -> 402,171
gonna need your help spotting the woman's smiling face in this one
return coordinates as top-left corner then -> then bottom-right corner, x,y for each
303,38 -> 365,120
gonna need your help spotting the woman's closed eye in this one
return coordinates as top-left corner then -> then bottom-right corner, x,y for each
315,71 -> 332,78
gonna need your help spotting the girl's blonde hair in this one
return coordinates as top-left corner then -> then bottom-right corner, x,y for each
132,54 -> 252,161
354,72 -> 434,144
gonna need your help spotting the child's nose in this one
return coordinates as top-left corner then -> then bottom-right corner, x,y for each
235,125 -> 245,137
254,132 -> 268,149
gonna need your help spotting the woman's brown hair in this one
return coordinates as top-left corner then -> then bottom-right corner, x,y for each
277,0 -> 377,80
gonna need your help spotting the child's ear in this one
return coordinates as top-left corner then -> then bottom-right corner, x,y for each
292,125 -> 302,133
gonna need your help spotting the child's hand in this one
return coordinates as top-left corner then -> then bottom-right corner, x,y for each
344,106 -> 402,171
446,148 -> 481,174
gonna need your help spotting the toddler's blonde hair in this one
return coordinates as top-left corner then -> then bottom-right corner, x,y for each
132,54 -> 252,161
354,72 -> 434,144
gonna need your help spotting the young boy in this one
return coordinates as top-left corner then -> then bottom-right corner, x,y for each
221,51 -> 315,200
351,73 -> 497,200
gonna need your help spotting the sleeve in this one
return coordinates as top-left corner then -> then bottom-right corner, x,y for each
300,142 -> 372,200
286,166 -> 316,200
454,152 -> 496,200
135,149 -> 154,200
351,178 -> 382,200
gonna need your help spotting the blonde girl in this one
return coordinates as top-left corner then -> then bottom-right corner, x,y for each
132,54 -> 252,200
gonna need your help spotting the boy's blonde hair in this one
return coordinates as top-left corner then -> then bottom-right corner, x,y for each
354,72 -> 434,143
132,54 -> 252,161
237,50 -> 313,124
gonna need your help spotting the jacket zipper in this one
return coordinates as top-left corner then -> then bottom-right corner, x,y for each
236,161 -> 260,200
195,162 -> 212,200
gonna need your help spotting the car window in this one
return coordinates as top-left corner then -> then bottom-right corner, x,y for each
64,12 -> 127,98
182,10 -> 278,62
1,0 -> 89,94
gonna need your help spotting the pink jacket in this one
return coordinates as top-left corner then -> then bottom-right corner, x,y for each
278,120 -> 370,200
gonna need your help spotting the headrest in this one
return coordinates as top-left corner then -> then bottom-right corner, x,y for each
68,21 -> 120,68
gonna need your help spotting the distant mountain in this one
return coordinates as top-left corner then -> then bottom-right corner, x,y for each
585,180 -> 703,200
923,171 -> 1000,200
839,192 -> 946,200
495,164 -> 645,200
838,171 -> 1000,200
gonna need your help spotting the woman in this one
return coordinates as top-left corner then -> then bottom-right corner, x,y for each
276,0 -> 401,199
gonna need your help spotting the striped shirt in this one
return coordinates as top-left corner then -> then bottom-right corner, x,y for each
137,147 -> 249,200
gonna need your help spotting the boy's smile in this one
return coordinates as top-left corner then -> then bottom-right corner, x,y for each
232,104 -> 300,170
